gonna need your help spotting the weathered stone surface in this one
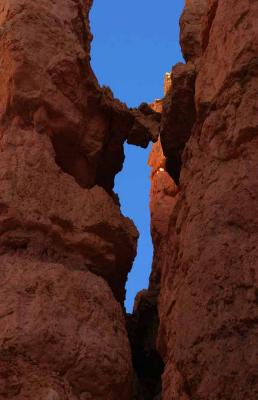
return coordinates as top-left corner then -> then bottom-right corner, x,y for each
148,139 -> 178,249
0,127 -> 137,303
180,0 -> 207,62
0,0 -> 161,307
148,102 -> 179,288
0,0 -> 151,398
0,0 -> 159,193
160,63 -> 196,185
0,256 -> 132,399
150,1 -> 258,399
1,0 -> 258,398
127,103 -> 160,148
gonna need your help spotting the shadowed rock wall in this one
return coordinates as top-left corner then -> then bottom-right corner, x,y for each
148,0 -> 258,399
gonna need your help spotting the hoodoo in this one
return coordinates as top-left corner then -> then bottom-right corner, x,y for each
0,0 -> 257,399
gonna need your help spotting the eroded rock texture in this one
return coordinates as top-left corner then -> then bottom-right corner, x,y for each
0,0 -> 159,398
149,0 -> 258,399
0,258 -> 132,400
1,0 -> 258,399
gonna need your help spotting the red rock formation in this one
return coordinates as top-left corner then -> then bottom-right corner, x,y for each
0,258 -> 132,399
160,62 -> 196,185
149,1 -> 258,399
0,0 -> 158,193
1,0 -> 258,399
0,0 -> 160,398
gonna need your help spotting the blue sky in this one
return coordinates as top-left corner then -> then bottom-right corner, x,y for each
90,0 -> 184,311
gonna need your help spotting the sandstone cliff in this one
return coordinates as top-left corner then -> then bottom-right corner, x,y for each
0,0 -> 159,398
0,0 -> 257,399
148,1 -> 258,399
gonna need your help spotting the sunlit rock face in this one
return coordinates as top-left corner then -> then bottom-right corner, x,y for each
0,0 -> 161,398
149,1 -> 258,399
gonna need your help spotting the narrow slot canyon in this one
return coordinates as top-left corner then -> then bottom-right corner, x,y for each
89,0 -> 184,314
0,1 -> 257,400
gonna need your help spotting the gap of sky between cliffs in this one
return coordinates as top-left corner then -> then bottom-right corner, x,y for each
90,0 -> 184,312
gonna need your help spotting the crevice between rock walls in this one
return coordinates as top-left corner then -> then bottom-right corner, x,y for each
1,0 -> 258,399
129,0 -> 258,399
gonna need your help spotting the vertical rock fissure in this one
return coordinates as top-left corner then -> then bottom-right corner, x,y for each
87,3 -> 184,399
1,0 -> 256,399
